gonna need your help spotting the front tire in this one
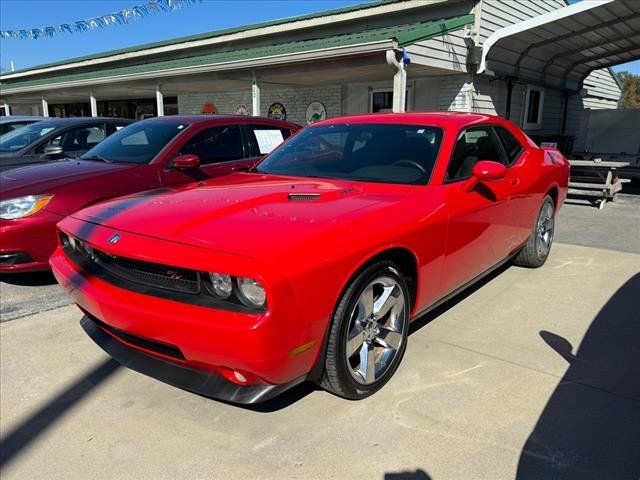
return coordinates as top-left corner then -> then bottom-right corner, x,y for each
319,261 -> 410,399
513,195 -> 555,268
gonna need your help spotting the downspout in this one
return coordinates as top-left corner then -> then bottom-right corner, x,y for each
386,49 -> 408,113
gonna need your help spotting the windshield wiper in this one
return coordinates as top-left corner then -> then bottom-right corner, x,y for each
82,155 -> 112,163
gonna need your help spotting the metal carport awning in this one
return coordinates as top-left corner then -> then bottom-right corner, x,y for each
478,0 -> 640,91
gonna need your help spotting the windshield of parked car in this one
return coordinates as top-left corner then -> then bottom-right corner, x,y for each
256,123 -> 443,184
0,122 -> 59,152
80,120 -> 188,164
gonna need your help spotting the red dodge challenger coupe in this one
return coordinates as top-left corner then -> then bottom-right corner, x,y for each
51,113 -> 569,404
0,116 -> 299,272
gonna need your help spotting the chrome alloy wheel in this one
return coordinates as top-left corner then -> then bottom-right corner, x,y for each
345,275 -> 407,385
536,201 -> 555,258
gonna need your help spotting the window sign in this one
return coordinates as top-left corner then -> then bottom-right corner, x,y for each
254,129 -> 284,154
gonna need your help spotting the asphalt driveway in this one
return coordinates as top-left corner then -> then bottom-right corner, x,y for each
1,240 -> 639,480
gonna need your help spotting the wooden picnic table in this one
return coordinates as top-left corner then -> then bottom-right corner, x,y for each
568,159 -> 630,209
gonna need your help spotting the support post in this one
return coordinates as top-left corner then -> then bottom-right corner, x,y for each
41,97 -> 49,117
156,84 -> 164,117
561,91 -> 569,135
252,73 -> 261,117
89,91 -> 98,117
505,77 -> 514,120
1,103 -> 10,116
386,50 -> 407,113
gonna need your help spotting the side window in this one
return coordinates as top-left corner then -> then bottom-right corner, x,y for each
36,125 -> 106,153
106,122 -> 129,135
247,125 -> 291,156
495,127 -> 524,166
179,125 -> 244,165
446,126 -> 506,181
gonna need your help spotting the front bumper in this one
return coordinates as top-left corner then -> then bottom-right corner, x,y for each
81,314 -> 306,404
0,210 -> 63,272
50,216 -> 323,401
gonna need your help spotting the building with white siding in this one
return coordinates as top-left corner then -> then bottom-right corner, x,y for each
0,0 -> 635,154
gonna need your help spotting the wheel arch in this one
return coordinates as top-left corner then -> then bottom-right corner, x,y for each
308,245 -> 420,381
546,184 -> 559,210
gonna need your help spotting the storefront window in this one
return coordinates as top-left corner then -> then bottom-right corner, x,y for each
45,96 -> 178,119
370,89 -> 410,113
163,97 -> 178,116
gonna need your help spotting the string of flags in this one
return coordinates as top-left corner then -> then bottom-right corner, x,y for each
1,0 -> 202,40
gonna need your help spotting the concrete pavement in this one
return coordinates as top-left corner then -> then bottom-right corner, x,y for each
2,242 -> 639,480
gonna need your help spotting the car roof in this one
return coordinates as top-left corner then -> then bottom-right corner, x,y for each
28,116 -> 132,125
142,115 -> 301,128
313,111 -> 511,129
0,115 -> 48,123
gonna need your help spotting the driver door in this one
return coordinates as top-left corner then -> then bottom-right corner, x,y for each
159,124 -> 250,186
439,126 -> 515,295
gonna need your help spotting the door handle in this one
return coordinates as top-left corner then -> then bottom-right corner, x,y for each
510,177 -> 520,187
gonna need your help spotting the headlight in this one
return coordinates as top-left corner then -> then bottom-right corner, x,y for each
208,272 -> 233,299
0,195 -> 53,220
237,277 -> 266,308
204,271 -> 266,310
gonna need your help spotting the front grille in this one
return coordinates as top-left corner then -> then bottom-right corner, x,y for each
0,252 -> 33,265
61,232 -> 199,295
91,249 -> 200,294
59,232 -> 263,313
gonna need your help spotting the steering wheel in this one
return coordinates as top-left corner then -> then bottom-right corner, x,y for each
392,159 -> 427,175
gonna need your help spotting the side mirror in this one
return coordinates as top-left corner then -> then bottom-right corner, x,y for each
462,160 -> 506,192
172,154 -> 201,169
43,145 -> 64,157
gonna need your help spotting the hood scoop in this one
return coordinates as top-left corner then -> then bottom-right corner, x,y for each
288,193 -> 321,201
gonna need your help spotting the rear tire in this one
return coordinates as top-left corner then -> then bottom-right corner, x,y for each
513,195 -> 555,268
318,261 -> 410,399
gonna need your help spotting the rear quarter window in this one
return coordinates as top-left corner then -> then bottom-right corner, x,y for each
495,126 -> 524,166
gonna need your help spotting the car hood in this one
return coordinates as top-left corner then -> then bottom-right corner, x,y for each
73,172 -> 413,259
0,159 -> 137,198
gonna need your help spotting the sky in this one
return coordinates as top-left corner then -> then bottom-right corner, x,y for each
0,0 -> 364,71
0,0 -> 638,74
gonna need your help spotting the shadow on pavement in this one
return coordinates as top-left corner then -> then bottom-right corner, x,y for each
384,468 -> 432,479
410,262 -> 511,335
517,273 -> 640,480
0,271 -> 58,286
0,358 -> 120,470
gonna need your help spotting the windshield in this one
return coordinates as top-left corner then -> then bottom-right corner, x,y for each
256,123 -> 443,185
80,120 -> 188,164
0,122 -> 58,152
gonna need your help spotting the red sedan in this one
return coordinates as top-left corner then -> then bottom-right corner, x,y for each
0,116 -> 300,272
51,113 -> 569,403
